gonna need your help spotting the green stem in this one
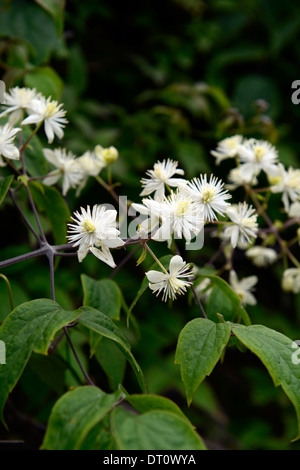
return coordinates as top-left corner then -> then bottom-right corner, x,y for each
0,274 -> 14,310
19,121 -> 42,153
245,183 -> 300,268
144,243 -> 168,273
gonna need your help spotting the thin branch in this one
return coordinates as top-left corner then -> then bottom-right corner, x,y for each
0,246 -> 48,269
19,129 -> 47,244
190,284 -> 208,319
25,184 -> 47,243
9,188 -> 41,242
53,243 -> 76,251
63,326 -> 95,386
48,252 -> 55,301
110,245 -> 141,279
144,242 -> 168,273
245,183 -> 300,268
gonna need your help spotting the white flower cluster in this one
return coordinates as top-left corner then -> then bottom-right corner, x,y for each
211,134 -> 300,298
2,85 -> 299,306
0,86 -> 119,195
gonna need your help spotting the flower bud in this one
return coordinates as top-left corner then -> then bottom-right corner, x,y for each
95,145 -> 119,166
282,268 -> 300,293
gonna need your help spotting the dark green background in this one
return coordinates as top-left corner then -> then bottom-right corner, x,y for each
1,0 -> 300,450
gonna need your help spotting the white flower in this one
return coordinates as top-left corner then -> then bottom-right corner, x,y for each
130,199 -> 161,238
0,123 -> 21,166
0,87 -> 40,125
237,138 -> 278,179
21,96 -> 68,143
194,277 -> 213,303
246,246 -> 277,267
210,135 -> 243,165
77,150 -> 105,177
281,268 -> 300,294
229,270 -> 258,306
95,145 -> 119,166
74,150 -> 107,196
223,202 -> 258,248
140,159 -> 186,201
226,166 -> 258,190
146,255 -> 192,302
0,86 -> 41,126
184,174 -> 231,221
288,201 -> 300,218
151,191 -> 204,245
43,148 -> 84,196
269,164 -> 300,212
67,205 -> 124,267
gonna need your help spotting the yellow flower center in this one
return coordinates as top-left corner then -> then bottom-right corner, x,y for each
254,147 -> 265,162
202,187 -> 215,203
288,175 -> 300,189
175,200 -> 190,216
82,220 -> 96,232
268,175 -> 281,186
228,138 -> 237,149
153,164 -> 166,181
45,101 -> 59,117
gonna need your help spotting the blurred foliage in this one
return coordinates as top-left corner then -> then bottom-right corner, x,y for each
1,0 -> 300,450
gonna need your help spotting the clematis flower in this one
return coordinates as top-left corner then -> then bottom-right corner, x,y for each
67,204 -> 124,267
246,246 -> 277,267
140,159 -> 186,201
229,270 -> 258,306
237,138 -> 278,179
183,174 -> 231,221
0,86 -> 40,125
0,123 -> 21,166
223,202 -> 258,248
150,191 -> 204,246
21,96 -> 68,143
269,163 -> 300,212
210,135 -> 243,165
43,148 -> 84,196
145,255 -> 193,301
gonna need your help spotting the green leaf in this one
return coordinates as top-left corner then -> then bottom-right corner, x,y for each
24,66 -> 63,101
79,420 -> 117,450
0,298 -> 80,422
35,0 -> 65,34
95,338 -> 126,390
0,175 -> 13,205
129,255 -> 173,312
207,286 -> 234,322
198,274 -> 251,325
81,275 -> 122,321
81,275 -> 124,356
125,394 -> 188,420
41,386 -> 121,450
232,324 -> 300,441
175,318 -> 231,405
22,128 -> 48,177
78,307 -> 146,393
0,1 -> 59,65
111,407 -> 206,450
29,181 -> 70,245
